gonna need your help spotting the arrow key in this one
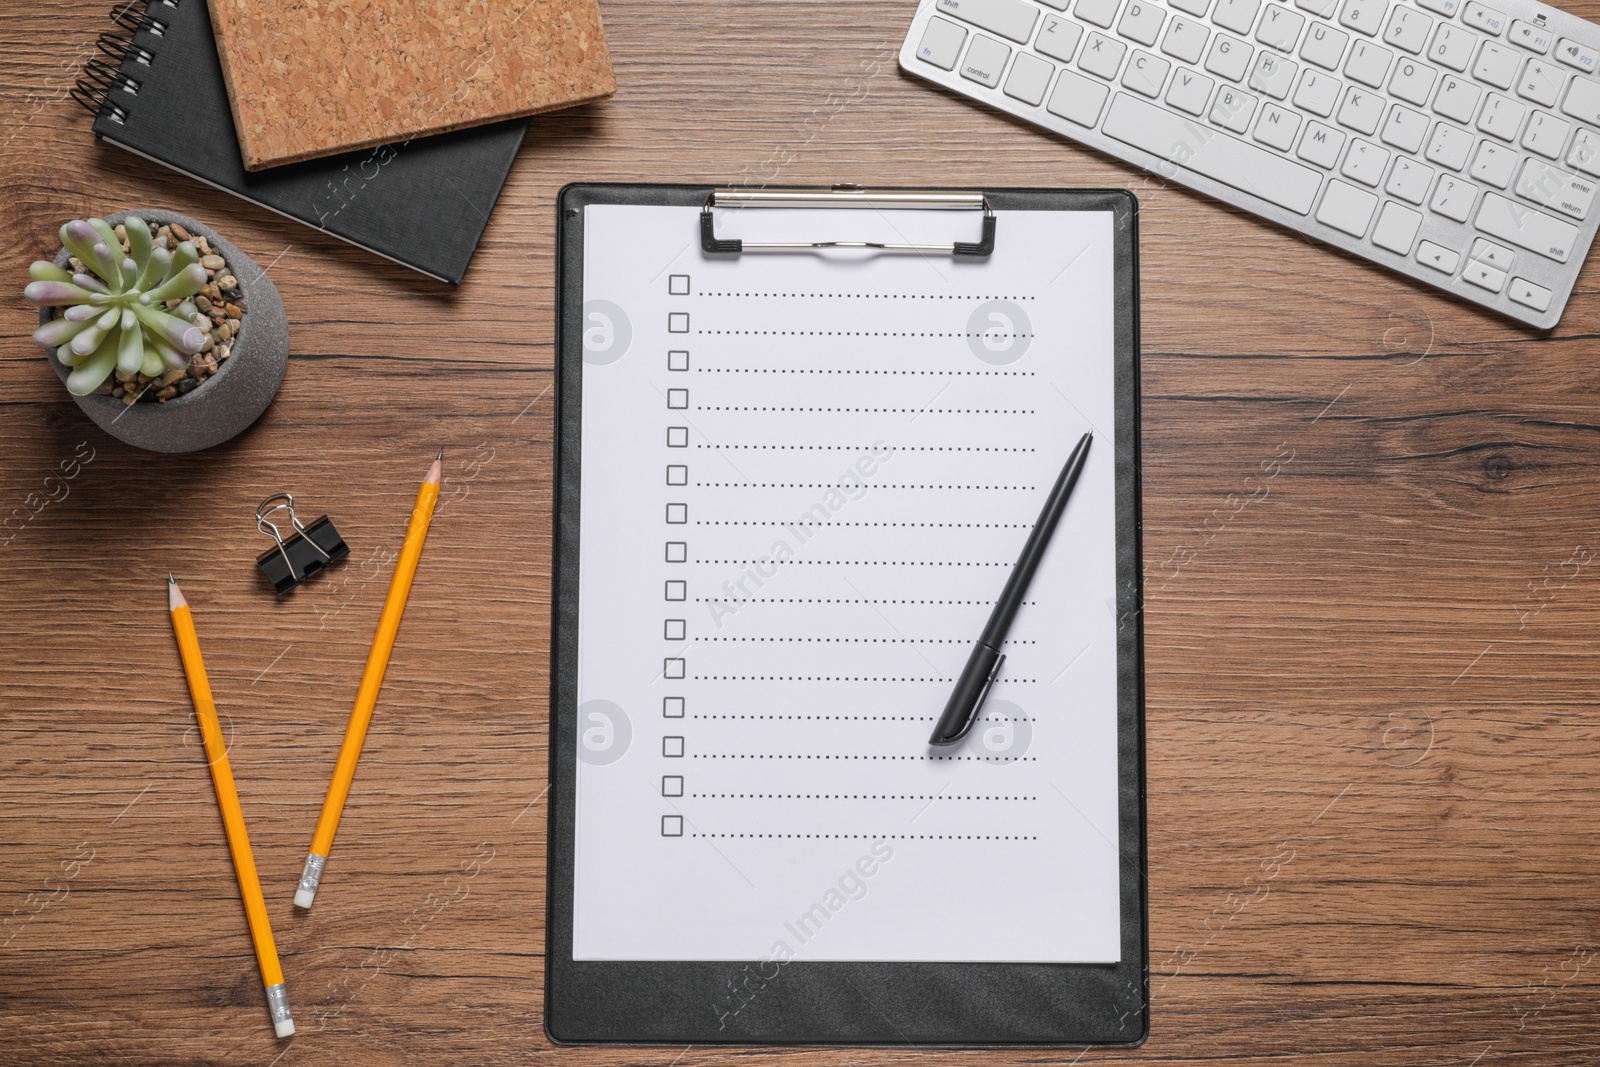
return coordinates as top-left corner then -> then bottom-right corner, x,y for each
1415,239 -> 1461,273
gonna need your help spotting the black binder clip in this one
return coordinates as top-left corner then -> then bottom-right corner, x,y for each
255,494 -> 349,595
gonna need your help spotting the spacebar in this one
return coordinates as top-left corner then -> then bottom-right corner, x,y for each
1101,94 -> 1323,216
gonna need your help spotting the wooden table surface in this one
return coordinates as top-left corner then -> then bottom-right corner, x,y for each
6,0 -> 1600,1062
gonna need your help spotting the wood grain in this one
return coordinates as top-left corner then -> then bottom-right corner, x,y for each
5,0 -> 1600,1062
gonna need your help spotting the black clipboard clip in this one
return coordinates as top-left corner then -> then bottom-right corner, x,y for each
254,493 -> 349,595
700,185 -> 996,258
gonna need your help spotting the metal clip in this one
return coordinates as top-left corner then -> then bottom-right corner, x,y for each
255,494 -> 349,594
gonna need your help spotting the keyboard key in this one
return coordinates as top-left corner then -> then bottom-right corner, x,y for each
1373,200 -> 1424,251
1123,50 -> 1173,96
1431,173 -> 1479,219
1428,23 -> 1476,72
1257,5 -> 1307,52
1076,0 -> 1122,28
1380,102 -> 1429,152
1508,19 -> 1552,54
916,17 -> 967,69
1212,85 -> 1260,130
1462,259 -> 1508,291
1005,50 -> 1056,103
1341,137 -> 1391,183
1080,32 -> 1129,78
1298,119 -> 1347,165
1383,6 -> 1433,54
1339,0 -> 1388,37
1470,139 -> 1518,185
1302,23 -> 1351,69
1469,236 -> 1516,269
1039,0 -> 1070,8
1250,52 -> 1298,99
1037,14 -> 1086,62
1102,92 -> 1325,211
1433,75 -> 1482,123
1161,16 -> 1210,64
1568,127 -> 1600,176
1472,41 -> 1520,89
1426,120 -> 1474,168
1345,39 -> 1395,87
1205,34 -> 1255,81
1046,68 -> 1112,124
1517,59 -> 1566,107
1463,1 -> 1506,35
1167,67 -> 1217,113
1317,179 -> 1379,233
1387,156 -> 1436,201
1516,156 -> 1596,218
1556,38 -> 1599,75
1477,92 -> 1528,140
1254,102 -> 1303,148
1296,0 -> 1339,18
1169,0 -> 1212,16
1509,276 -> 1552,311
1213,0 -> 1263,36
1475,190 -> 1577,259
1522,111 -> 1572,158
1294,67 -> 1342,115
937,0 -> 1040,43
1560,77 -> 1600,125
1416,239 -> 1461,271
1338,85 -> 1385,133
1414,0 -> 1459,17
961,34 -> 1012,86
1389,56 -> 1437,106
1118,0 -> 1167,46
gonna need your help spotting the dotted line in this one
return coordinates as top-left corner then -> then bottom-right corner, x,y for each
690,792 -> 1034,799
697,292 -> 1036,300
699,369 -> 1036,376
700,331 -> 1035,338
695,445 -> 1034,452
695,406 -> 1033,414
691,833 -> 1038,840
694,675 -> 955,683
689,714 -> 1033,722
696,521 -> 1030,528
695,560 -> 1016,567
694,482 -> 1036,490
695,598 -> 1037,605
691,753 -> 1037,761
698,637 -> 1036,645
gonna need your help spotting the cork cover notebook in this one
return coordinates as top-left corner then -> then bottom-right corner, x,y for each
207,0 -> 614,170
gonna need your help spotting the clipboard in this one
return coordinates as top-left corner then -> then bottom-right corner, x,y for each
547,183 -> 1147,1045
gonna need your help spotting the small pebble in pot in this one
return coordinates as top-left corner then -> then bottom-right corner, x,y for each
170,223 -> 191,242
200,254 -> 226,271
195,296 -> 212,313
156,386 -> 178,402
178,378 -> 197,394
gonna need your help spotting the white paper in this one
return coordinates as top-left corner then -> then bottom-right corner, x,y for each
572,204 -> 1122,963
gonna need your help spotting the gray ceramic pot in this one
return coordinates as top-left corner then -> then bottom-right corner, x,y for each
39,209 -> 289,453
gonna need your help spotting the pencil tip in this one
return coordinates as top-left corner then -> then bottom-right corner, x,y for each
436,446 -> 445,460
168,572 -> 175,583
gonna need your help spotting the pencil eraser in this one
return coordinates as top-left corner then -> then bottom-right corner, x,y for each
293,887 -> 315,909
274,1016 -> 296,1039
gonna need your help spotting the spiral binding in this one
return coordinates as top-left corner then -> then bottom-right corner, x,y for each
71,0 -> 169,123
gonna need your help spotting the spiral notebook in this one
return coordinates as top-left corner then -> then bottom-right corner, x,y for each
548,185 -> 1147,1045
73,0 -> 527,284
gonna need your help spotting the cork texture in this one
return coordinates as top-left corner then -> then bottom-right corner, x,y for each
207,0 -> 615,171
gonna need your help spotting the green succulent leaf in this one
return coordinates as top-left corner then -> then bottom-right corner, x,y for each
59,221 -> 100,270
133,303 -> 206,354
117,323 -> 146,376
124,217 -> 152,272
65,332 -> 119,396
30,261 -> 73,283
137,247 -> 171,291
33,316 -> 96,348
142,264 -> 207,305
167,241 -> 198,281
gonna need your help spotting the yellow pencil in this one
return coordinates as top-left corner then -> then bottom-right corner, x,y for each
167,575 -> 295,1039
296,449 -> 443,909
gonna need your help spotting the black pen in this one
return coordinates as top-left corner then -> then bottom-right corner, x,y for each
929,431 -> 1094,746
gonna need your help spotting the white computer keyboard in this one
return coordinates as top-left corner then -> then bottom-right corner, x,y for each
901,0 -> 1600,327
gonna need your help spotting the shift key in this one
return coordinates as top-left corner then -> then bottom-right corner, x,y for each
1475,192 -> 1579,261
936,0 -> 1040,43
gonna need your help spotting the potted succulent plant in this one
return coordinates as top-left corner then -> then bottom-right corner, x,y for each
25,210 -> 288,452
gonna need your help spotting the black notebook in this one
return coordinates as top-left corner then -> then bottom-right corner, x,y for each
73,0 -> 528,284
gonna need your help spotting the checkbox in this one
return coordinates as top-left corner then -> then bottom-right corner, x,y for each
666,503 -> 687,524
666,465 -> 688,486
663,735 -> 685,757
668,312 -> 690,333
668,350 -> 689,371
667,388 -> 688,409
664,658 -> 685,679
665,580 -> 686,601
663,696 -> 685,717
667,426 -> 689,447
665,619 -> 686,640
669,275 -> 690,295
662,775 -> 684,797
661,815 -> 683,837
665,541 -> 686,563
